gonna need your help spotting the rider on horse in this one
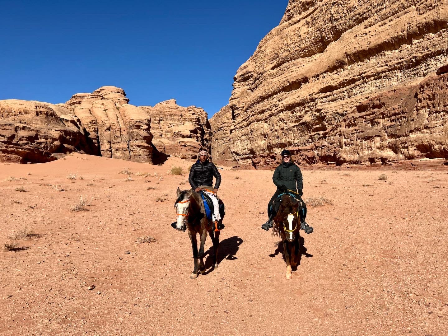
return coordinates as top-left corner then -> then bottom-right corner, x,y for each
171,149 -> 224,231
261,149 -> 313,234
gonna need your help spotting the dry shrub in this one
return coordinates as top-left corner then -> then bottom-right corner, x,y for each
135,236 -> 157,244
147,187 -> 156,190
235,176 -> 240,179
378,174 -> 388,181
15,186 -> 27,192
155,197 -> 166,202
171,166 -> 183,175
67,174 -> 77,180
70,196 -> 89,212
305,197 -> 333,207
119,169 -> 132,175
8,227 -> 39,240
52,184 -> 65,191
124,176 -> 134,182
3,242 -> 28,252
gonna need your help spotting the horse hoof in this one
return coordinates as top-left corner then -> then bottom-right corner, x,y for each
190,273 -> 198,279
286,273 -> 292,280
214,263 -> 219,269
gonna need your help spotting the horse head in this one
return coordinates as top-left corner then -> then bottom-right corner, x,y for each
275,194 -> 301,242
175,188 -> 194,230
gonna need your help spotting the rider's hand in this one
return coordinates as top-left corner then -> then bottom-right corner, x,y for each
195,187 -> 201,192
279,185 -> 287,192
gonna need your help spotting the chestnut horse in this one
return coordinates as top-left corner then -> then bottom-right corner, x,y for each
175,188 -> 220,279
272,194 -> 302,279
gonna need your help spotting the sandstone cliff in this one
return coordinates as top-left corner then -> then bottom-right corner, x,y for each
141,99 -> 211,160
0,87 -> 211,163
211,0 -> 448,166
0,100 -> 92,163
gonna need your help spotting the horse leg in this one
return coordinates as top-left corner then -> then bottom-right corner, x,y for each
189,231 -> 199,279
198,228 -> 207,274
290,239 -> 297,269
211,230 -> 220,269
283,240 -> 292,280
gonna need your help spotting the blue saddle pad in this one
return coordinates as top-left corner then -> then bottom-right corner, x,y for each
200,192 -> 213,221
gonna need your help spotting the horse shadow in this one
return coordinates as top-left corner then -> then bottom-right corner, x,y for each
204,235 -> 243,272
269,236 -> 313,271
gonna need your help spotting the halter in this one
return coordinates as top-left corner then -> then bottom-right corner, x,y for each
176,200 -> 190,217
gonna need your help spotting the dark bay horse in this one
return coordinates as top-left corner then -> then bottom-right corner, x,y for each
175,188 -> 220,279
272,194 -> 302,279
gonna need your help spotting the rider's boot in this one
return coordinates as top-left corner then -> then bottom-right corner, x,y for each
217,219 -> 225,230
300,220 -> 313,234
261,216 -> 274,231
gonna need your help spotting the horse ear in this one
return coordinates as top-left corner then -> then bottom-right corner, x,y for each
177,187 -> 181,197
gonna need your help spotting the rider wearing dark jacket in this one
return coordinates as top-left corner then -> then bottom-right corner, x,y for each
261,149 -> 313,234
189,157 -> 221,190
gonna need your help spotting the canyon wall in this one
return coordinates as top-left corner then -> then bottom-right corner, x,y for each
0,86 -> 211,163
211,0 -> 448,166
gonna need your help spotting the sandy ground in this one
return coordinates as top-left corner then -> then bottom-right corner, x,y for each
0,153 -> 447,335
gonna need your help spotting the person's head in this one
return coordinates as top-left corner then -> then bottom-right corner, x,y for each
281,149 -> 291,163
198,150 -> 209,163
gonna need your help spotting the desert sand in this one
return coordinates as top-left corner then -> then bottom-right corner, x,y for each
1,154 -> 447,335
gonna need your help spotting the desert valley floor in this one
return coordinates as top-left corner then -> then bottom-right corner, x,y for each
1,154 -> 447,335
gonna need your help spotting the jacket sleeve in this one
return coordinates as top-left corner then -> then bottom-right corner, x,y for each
212,163 -> 221,189
189,165 -> 197,190
294,165 -> 303,191
273,166 -> 283,188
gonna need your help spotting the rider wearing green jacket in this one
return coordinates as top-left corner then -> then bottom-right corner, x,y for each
261,149 -> 313,234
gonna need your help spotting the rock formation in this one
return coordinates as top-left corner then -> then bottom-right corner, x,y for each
0,100 -> 92,163
142,99 -> 211,160
65,86 -> 153,162
0,86 -> 211,163
211,0 -> 448,166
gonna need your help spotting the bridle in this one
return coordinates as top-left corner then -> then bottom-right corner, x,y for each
176,200 -> 190,217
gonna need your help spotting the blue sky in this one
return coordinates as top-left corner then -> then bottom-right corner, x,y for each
0,0 -> 288,117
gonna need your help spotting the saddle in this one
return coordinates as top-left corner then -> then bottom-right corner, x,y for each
269,191 -> 303,218
199,191 -> 225,221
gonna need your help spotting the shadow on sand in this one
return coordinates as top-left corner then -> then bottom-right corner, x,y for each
269,236 -> 313,271
204,235 -> 243,273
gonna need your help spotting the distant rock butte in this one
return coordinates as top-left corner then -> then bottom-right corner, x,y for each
142,99 -> 211,160
0,86 -> 210,163
211,0 -> 448,167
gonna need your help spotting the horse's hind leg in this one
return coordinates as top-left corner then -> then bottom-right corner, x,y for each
209,230 -> 220,269
189,231 -> 199,279
283,240 -> 292,280
198,229 -> 207,274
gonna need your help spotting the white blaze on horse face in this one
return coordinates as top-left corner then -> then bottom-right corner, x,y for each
176,202 -> 189,229
287,213 -> 294,240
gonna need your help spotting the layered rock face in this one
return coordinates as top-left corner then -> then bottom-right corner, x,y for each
211,0 -> 448,166
65,86 -> 153,162
1,86 -> 211,163
142,99 -> 211,160
0,100 -> 92,163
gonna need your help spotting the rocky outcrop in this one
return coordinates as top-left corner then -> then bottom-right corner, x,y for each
142,99 -> 211,160
211,0 -> 448,166
1,86 -> 211,163
65,86 -> 153,162
0,100 -> 92,163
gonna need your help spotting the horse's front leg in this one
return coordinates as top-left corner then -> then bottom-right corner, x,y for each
209,230 -> 220,269
283,240 -> 292,280
198,227 -> 208,274
188,231 -> 199,279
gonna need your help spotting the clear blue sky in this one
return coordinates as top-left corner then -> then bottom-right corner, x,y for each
1,0 -> 288,117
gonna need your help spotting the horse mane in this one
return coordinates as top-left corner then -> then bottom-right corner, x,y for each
175,190 -> 191,205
